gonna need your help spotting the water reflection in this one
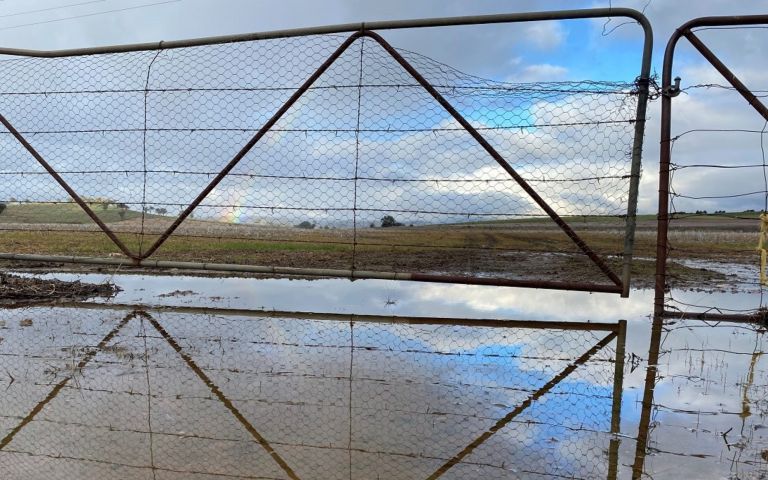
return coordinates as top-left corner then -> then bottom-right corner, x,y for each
0,273 -> 767,478
0,304 -> 625,479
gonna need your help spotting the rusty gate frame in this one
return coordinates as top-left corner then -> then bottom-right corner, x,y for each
654,14 -> 768,321
0,8 -> 652,296
636,15 -> 768,480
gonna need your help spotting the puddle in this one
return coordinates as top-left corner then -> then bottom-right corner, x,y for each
677,259 -> 760,292
0,272 -> 766,478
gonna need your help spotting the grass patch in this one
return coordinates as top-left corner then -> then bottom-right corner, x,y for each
0,202 -> 146,224
0,231 -> 350,258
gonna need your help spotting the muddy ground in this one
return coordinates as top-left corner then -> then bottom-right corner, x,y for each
0,273 -> 120,305
0,215 -> 760,294
0,251 -> 739,294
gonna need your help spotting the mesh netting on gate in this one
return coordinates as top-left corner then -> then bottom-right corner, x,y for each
0,32 -> 642,287
660,77 -> 768,320
0,307 -> 623,479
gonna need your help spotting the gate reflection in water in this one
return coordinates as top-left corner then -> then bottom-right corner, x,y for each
0,305 -> 625,480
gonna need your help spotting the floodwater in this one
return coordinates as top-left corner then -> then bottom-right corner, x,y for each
0,272 -> 766,479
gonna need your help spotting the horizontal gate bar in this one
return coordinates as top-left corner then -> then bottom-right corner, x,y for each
49,301 -> 624,332
0,8 -> 651,58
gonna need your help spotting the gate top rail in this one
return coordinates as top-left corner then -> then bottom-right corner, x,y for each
0,7 -> 651,62
662,14 -> 768,89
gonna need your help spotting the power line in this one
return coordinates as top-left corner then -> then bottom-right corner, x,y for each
0,1 -> 106,20
0,0 -> 181,31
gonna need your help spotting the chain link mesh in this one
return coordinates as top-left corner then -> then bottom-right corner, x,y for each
0,33 -> 641,285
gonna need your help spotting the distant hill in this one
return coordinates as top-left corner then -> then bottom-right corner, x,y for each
0,202 -> 153,224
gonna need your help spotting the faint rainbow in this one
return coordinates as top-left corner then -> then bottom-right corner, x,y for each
220,97 -> 303,224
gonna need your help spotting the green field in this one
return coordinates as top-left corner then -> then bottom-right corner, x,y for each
0,202 -> 147,224
0,202 -> 759,291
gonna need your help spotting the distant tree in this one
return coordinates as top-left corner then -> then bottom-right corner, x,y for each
369,222 -> 375,228
380,215 -> 403,228
0,202 -> 5,215
117,203 -> 129,220
156,207 -> 168,216
295,220 -> 316,229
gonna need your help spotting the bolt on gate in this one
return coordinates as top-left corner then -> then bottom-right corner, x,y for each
0,8 -> 651,296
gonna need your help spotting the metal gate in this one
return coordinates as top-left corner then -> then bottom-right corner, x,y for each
654,14 -> 768,321
639,15 -> 768,479
0,8 -> 652,295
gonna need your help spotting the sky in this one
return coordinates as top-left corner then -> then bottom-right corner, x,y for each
0,0 -> 767,219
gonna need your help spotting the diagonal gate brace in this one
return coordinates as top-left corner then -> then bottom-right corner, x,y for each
0,29 -> 628,291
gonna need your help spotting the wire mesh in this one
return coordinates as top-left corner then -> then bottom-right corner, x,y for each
660,73 -> 768,320
0,30 -> 643,287
0,306 -> 623,480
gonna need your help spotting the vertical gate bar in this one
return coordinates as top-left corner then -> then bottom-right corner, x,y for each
0,114 -> 137,260
607,319 -> 627,480
621,12 -> 654,297
641,22 -> 685,478
363,30 -> 623,288
631,313 -> 665,479
654,28 -> 683,321
621,18 -> 654,296
646,16 -> 768,477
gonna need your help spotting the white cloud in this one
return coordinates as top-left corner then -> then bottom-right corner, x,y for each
513,63 -> 569,83
523,21 -> 567,51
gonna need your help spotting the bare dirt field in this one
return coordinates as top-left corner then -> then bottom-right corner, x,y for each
0,213 -> 759,292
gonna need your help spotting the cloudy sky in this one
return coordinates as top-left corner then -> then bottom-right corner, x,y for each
0,0 -> 767,219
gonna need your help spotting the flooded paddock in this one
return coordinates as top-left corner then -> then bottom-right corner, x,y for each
0,273 -> 766,479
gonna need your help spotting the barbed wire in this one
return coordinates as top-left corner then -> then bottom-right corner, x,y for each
0,32 -> 643,285
0,307 -> 624,479
663,75 -> 768,317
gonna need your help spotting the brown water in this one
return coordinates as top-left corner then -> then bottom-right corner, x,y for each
0,273 -> 765,479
